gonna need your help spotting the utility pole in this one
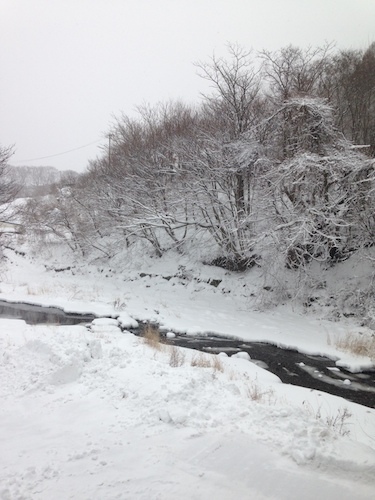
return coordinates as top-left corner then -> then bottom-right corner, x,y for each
108,133 -> 113,167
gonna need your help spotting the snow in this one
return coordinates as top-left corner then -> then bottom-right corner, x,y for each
232,351 -> 252,361
117,312 -> 139,330
1,247 -> 373,372
0,247 -> 375,498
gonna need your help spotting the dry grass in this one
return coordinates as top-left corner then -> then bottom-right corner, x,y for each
325,407 -> 352,436
245,380 -> 275,403
169,346 -> 185,367
113,297 -> 126,311
27,285 -> 53,296
335,332 -> 375,361
245,380 -> 263,401
212,355 -> 224,372
303,401 -> 352,436
191,352 -> 212,368
190,352 -> 225,372
142,324 -> 164,351
68,284 -> 100,301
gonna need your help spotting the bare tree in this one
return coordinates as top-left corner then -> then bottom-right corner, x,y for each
0,145 -> 17,206
320,44 -> 375,153
196,44 -> 262,138
191,46 -> 267,267
180,129 -> 266,269
260,44 -> 332,102
83,102 -> 200,256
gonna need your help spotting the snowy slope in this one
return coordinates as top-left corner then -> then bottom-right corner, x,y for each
1,319 -> 374,499
1,245 -> 374,372
0,246 -> 375,498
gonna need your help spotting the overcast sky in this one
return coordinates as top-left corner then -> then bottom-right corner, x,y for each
1,0 -> 374,172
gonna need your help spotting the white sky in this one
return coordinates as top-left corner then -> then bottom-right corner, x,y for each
1,0 -> 374,172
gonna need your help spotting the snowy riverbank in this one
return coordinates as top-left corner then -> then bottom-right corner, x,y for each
1,246 -> 375,498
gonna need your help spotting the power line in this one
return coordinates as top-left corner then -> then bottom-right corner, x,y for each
13,139 -> 102,163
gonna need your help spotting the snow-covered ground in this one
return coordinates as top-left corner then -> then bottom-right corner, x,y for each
1,245 -> 375,499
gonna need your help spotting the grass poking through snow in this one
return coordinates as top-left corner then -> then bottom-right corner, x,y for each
169,346 -> 185,367
142,324 -> 164,351
335,332 -> 375,361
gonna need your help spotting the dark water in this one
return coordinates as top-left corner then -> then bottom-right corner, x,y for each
1,300 -> 374,409
162,333 -> 375,409
0,300 -> 96,325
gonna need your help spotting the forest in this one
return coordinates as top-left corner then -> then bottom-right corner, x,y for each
2,43 -> 375,317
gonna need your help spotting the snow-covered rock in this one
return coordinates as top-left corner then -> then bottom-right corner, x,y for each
232,351 -> 251,361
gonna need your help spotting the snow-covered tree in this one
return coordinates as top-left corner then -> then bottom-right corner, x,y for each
0,144 -> 17,209
267,98 -> 374,267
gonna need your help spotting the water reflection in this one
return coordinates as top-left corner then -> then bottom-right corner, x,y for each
0,300 -> 96,325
